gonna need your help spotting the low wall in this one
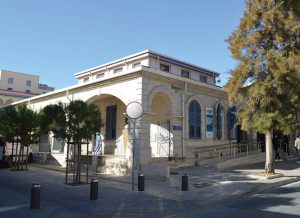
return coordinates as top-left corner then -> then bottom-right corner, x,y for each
45,154 -> 170,180
140,164 -> 170,181
47,153 -> 66,167
96,156 -> 129,175
216,152 -> 265,171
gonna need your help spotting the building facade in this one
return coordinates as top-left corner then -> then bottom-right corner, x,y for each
0,69 -> 54,106
11,50 -> 237,176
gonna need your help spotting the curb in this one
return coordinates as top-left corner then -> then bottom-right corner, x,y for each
29,163 -> 300,205
167,176 -> 300,218
30,164 -> 65,173
248,176 -> 300,195
218,176 -> 300,205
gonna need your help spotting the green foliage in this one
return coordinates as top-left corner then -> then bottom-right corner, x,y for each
40,100 -> 102,143
0,106 -> 17,142
226,0 -> 300,134
0,104 -> 40,144
41,100 -> 101,183
82,103 -> 102,140
40,103 -> 66,140
0,104 -> 40,170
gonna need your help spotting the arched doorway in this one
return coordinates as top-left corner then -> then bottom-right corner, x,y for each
150,92 -> 173,158
86,94 -> 128,157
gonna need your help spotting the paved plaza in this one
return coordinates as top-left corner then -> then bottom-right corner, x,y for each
1,158 -> 300,217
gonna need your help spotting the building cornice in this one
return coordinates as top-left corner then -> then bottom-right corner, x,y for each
73,50 -> 150,78
6,66 -> 225,108
73,50 -> 220,79
147,51 -> 219,77
0,89 -> 38,98
140,66 -> 225,93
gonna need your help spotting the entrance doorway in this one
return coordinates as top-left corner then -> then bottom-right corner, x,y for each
151,120 -> 173,158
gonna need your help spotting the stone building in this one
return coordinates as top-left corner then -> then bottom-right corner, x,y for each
11,50 -> 237,177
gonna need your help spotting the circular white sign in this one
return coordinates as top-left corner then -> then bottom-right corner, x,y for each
126,102 -> 143,119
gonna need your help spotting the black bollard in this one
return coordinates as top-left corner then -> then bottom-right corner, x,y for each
181,173 -> 188,191
138,173 -> 145,191
90,177 -> 98,200
30,183 -> 41,209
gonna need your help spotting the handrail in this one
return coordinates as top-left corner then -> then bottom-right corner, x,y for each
195,141 -> 261,152
194,141 -> 263,162
195,144 -> 234,154
194,142 -> 239,152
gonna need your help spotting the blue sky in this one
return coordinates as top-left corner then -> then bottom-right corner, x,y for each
0,0 -> 245,89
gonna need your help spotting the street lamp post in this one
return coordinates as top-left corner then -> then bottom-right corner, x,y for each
126,101 -> 143,191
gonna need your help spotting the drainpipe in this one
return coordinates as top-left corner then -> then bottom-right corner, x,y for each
181,81 -> 187,159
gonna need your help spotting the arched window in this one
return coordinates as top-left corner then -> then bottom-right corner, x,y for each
216,104 -> 222,139
189,100 -> 201,139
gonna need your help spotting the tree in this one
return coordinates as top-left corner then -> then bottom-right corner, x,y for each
0,104 -> 40,170
226,0 -> 300,173
40,103 -> 67,141
40,100 -> 101,184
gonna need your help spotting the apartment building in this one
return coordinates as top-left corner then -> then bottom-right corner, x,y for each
0,69 -> 54,106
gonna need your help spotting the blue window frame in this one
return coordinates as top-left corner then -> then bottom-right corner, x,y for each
105,105 -> 117,140
26,80 -> 31,87
189,100 -> 201,138
8,77 -> 13,84
216,104 -> 222,139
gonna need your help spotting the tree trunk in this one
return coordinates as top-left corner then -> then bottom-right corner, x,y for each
26,145 -> 29,170
75,143 -> 81,184
16,142 -> 22,171
20,144 -> 24,170
265,130 -> 275,174
78,143 -> 81,184
74,143 -> 78,184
